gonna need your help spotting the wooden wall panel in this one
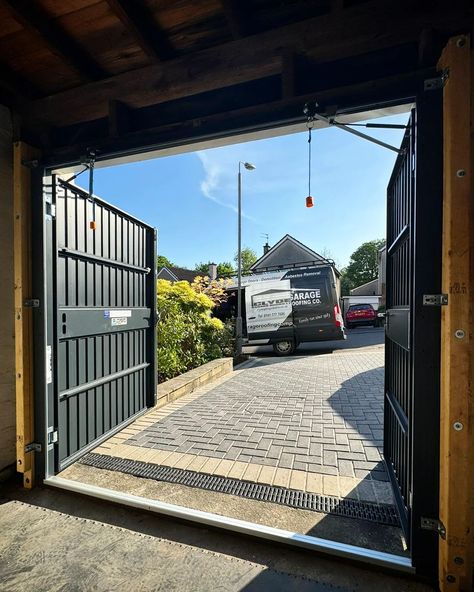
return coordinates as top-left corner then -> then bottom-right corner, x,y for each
13,141 -> 39,488
438,35 -> 474,592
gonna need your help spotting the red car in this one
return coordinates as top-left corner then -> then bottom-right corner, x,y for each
345,304 -> 377,329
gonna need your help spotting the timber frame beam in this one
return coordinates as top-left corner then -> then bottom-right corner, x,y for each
13,141 -> 40,488
22,1 -> 469,131
438,35 -> 474,592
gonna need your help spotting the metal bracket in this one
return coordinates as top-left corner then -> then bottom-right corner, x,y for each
305,104 -> 404,154
48,430 -> 59,445
46,202 -> 56,218
24,442 -> 42,453
421,517 -> 446,539
23,299 -> 40,308
423,294 -> 448,306
21,158 -> 40,169
424,71 -> 448,92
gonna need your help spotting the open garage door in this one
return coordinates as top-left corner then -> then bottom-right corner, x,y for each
384,90 -> 443,577
46,177 -> 157,471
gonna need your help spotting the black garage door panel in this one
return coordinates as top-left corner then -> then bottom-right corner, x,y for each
53,177 -> 157,470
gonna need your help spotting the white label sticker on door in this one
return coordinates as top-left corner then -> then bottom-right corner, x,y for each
111,317 -> 128,326
108,309 -> 132,318
46,345 -> 52,384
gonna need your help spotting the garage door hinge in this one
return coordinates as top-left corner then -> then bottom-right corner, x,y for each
423,294 -> 448,306
24,442 -> 42,453
23,299 -> 40,308
421,517 -> 446,539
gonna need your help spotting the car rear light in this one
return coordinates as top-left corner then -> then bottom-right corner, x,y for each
333,304 -> 343,328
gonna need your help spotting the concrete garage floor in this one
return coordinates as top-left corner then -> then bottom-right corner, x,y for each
0,482 -> 433,592
58,327 -> 405,556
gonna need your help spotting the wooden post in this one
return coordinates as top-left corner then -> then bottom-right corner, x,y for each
13,142 -> 39,488
438,35 -> 474,592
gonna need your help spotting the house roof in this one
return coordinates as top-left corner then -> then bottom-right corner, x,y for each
157,266 -> 200,283
250,234 -> 338,275
350,278 -> 379,296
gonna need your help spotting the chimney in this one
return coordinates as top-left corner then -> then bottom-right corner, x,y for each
208,262 -> 217,280
263,242 -> 270,255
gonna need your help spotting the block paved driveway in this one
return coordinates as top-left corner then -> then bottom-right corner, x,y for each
126,349 -> 387,482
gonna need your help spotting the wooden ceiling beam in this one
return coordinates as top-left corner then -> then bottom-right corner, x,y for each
0,61 -> 42,104
105,0 -> 175,61
1,0 -> 106,82
23,1 -> 473,130
220,0 -> 252,39
43,67 -> 427,165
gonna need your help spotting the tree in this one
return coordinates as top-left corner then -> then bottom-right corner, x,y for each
217,262 -> 234,277
157,255 -> 174,268
340,239 -> 385,295
234,247 -> 257,273
194,261 -> 235,276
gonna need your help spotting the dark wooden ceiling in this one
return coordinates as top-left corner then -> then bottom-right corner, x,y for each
0,0 -> 472,163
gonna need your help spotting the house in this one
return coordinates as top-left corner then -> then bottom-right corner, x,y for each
157,265 -> 200,283
350,278 -> 378,296
250,234 -> 337,274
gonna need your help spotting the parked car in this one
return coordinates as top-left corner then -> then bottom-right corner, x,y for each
345,303 -> 377,329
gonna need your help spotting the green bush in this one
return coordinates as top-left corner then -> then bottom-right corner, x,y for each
157,279 -> 232,382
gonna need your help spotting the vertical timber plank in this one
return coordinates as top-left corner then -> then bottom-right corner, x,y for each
438,35 -> 474,592
13,142 -> 39,488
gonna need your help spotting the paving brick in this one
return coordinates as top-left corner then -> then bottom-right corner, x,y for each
337,459 -> 355,477
123,349 -> 387,485
323,450 -> 337,467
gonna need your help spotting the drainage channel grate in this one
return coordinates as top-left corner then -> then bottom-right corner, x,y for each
80,453 -> 400,527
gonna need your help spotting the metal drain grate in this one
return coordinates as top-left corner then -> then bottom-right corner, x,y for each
80,453 -> 400,527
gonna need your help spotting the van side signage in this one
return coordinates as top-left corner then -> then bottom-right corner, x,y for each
292,289 -> 322,306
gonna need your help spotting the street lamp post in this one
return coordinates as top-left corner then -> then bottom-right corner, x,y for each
236,161 -> 256,357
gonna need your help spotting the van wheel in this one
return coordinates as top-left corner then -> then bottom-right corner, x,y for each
272,340 -> 296,356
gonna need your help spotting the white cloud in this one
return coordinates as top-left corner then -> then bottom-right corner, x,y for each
196,150 -> 256,220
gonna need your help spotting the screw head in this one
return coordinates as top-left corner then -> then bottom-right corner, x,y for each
453,421 -> 463,431
456,169 -> 466,177
454,556 -> 464,565
447,575 -> 456,583
455,329 -> 465,339
456,37 -> 466,48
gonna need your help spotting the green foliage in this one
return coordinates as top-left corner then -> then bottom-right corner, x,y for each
194,261 -> 235,277
157,255 -> 174,269
217,261 -> 234,276
157,279 -> 232,382
340,239 -> 385,295
234,247 -> 257,273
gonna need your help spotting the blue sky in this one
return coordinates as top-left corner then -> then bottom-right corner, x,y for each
77,112 -> 409,270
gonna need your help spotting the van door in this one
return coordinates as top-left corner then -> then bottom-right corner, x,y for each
290,269 -> 339,342
245,280 -> 293,343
